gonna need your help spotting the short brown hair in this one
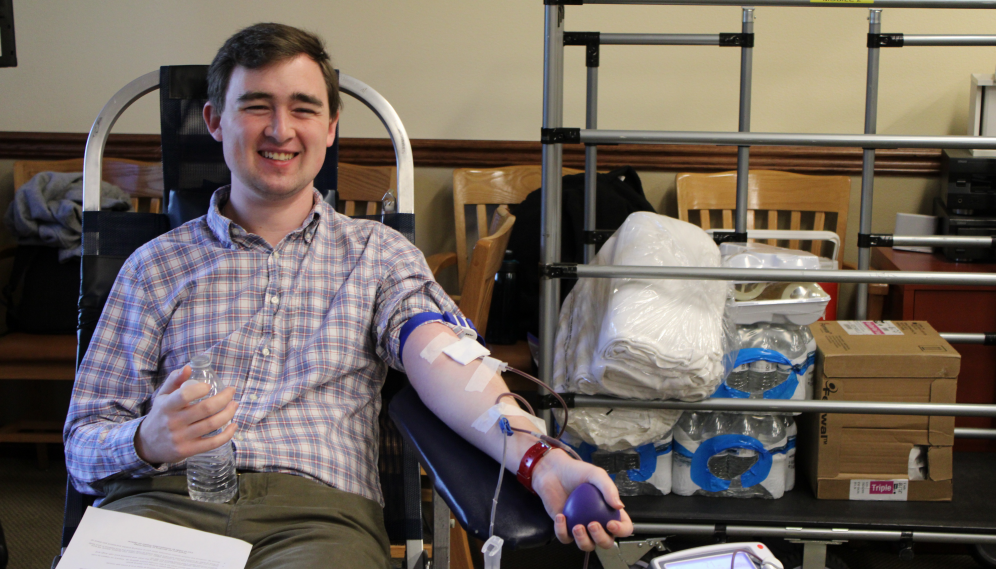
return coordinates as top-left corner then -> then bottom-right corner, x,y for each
207,23 -> 341,114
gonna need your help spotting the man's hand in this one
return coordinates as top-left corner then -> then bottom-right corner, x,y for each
134,365 -> 238,465
531,448 -> 634,551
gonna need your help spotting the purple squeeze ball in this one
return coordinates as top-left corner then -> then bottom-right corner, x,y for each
562,483 -> 621,533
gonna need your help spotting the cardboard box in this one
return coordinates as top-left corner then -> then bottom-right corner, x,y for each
803,321 -> 959,501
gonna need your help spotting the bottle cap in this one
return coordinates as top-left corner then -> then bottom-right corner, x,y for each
190,354 -> 212,369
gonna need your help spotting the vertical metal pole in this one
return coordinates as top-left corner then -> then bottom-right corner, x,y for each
856,9 -> 882,319
584,64 -> 599,263
541,5 -> 565,387
735,7 -> 755,236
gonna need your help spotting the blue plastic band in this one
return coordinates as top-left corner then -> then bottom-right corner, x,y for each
785,438 -> 796,452
656,441 -> 672,456
712,372 -> 799,400
673,440 -> 694,459
398,311 -> 486,359
796,352 -> 815,375
734,348 -> 793,368
690,434 -> 773,492
627,443 -> 659,482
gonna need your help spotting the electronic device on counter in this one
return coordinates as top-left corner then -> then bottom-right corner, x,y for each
934,198 -> 996,263
650,542 -> 783,569
941,149 -> 996,216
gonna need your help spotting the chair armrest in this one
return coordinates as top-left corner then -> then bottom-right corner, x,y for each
388,384 -> 554,550
425,252 -> 457,278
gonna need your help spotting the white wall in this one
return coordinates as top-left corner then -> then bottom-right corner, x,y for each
3,1 -> 996,140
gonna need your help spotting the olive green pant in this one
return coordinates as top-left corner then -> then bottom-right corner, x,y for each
99,473 -> 391,569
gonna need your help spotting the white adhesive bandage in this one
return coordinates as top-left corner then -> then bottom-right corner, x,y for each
472,401 -> 547,434
442,337 -> 491,365
465,357 -> 506,392
420,333 -> 458,364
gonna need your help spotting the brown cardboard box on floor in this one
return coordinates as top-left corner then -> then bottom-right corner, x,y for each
802,321 -> 959,501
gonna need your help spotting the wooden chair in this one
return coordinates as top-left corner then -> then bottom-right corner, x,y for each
0,158 -> 162,467
454,205 -> 516,340
426,166 -> 580,376
336,163 -> 397,216
676,170 -> 887,316
431,165 -> 583,292
677,170 -> 851,267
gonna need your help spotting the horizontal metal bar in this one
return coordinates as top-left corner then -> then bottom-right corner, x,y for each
571,395 -> 996,417
940,332 -> 993,344
568,264 -> 996,286
903,34 -> 996,45
578,129 -> 996,149
632,524 -> 996,544
585,0 -> 996,8
599,32 -> 719,45
892,235 -> 995,247
955,427 -> 996,439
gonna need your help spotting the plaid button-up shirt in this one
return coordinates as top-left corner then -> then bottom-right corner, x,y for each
64,187 -> 459,505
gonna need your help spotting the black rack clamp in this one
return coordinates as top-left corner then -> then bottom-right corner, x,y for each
868,33 -> 904,48
711,231 -> 749,245
564,32 -> 600,67
986,333 -> 996,346
540,392 -> 575,410
719,33 -> 754,48
898,531 -> 915,561
713,524 -> 728,544
541,128 -> 581,144
857,233 -> 893,248
584,230 -> 616,247
544,0 -> 583,4
539,263 -> 579,279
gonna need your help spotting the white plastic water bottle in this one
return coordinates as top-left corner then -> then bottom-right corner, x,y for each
783,415 -> 797,491
185,355 -> 238,503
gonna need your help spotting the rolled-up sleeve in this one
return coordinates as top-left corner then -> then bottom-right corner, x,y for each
64,254 -> 172,495
372,229 -> 462,372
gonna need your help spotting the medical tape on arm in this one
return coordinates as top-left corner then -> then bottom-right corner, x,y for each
465,356 -> 507,392
442,337 -> 491,365
420,333 -> 459,364
472,401 -> 547,434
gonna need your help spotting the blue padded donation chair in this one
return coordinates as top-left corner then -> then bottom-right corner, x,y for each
59,65 -> 554,569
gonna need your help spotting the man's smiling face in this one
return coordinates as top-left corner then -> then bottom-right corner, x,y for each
204,53 -> 338,203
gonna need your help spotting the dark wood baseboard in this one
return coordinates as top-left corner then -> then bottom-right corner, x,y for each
0,131 -> 942,175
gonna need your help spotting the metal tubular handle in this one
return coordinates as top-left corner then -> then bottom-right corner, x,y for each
902,34 -> 996,45
599,33 -> 721,45
83,71 -> 161,213
630,524 -> 996,545
578,129 -> 996,148
566,264 -> 996,286
569,395 -> 996,417
83,71 -> 415,216
338,74 -> 414,214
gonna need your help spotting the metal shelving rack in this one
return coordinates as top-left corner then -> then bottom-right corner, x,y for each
537,3 -> 996,567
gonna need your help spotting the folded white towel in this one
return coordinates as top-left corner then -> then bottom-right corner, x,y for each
554,212 -> 729,402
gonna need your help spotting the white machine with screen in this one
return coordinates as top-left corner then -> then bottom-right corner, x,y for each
650,542 -> 784,569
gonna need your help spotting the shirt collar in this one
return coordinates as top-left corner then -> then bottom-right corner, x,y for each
207,186 -> 325,248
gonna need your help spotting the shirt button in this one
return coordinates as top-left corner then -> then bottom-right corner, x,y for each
270,295 -> 279,305
261,348 -> 271,356
249,394 -> 258,401
234,434 -> 244,442
272,251 -> 280,260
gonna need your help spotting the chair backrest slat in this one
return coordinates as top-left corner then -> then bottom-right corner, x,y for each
789,210 -> 802,250
767,210 -> 778,245
699,209 -> 711,230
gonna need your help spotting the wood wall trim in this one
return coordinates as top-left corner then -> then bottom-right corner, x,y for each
0,132 -> 942,175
